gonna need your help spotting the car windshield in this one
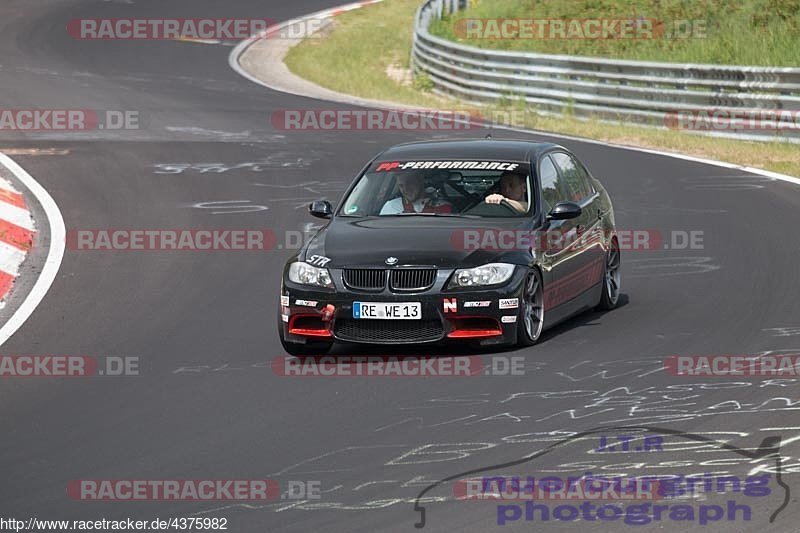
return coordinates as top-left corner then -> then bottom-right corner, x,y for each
339,160 -> 533,218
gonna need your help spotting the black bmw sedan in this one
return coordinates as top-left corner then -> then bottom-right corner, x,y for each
279,139 -> 620,355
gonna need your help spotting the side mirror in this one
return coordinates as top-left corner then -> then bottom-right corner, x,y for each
309,200 -> 333,219
547,201 -> 582,221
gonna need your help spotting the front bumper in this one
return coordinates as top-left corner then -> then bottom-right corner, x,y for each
279,268 -> 527,347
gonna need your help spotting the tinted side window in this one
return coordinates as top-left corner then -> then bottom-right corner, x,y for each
551,152 -> 594,202
539,155 -> 567,213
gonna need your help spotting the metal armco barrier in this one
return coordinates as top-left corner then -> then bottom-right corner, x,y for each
411,0 -> 800,142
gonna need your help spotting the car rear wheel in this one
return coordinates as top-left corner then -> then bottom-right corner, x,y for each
518,270 -> 544,347
597,240 -> 621,310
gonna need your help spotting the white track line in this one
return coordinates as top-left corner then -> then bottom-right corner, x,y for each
0,153 -> 66,347
229,1 -> 800,186
493,123 -> 800,186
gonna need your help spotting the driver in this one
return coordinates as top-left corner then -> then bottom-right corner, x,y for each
380,171 -> 452,215
484,172 -> 528,213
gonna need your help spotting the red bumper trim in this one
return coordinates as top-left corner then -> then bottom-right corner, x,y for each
288,315 -> 333,338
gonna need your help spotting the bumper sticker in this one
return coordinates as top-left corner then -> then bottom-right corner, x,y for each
443,298 -> 458,313
499,298 -> 519,309
463,301 -> 491,308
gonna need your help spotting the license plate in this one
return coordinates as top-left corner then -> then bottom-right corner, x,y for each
353,302 -> 421,320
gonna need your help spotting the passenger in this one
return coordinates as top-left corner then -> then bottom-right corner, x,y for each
380,172 -> 452,214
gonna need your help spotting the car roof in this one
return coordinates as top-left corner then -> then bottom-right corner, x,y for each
377,139 -> 563,163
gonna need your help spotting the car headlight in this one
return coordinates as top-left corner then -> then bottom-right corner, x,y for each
448,263 -> 516,288
288,261 -> 334,288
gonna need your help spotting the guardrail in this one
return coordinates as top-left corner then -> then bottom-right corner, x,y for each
411,0 -> 800,142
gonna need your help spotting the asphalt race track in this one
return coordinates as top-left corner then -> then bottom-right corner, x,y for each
2,1 -> 800,531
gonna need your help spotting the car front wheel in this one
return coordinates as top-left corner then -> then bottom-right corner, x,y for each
597,240 -> 621,310
517,269 -> 545,347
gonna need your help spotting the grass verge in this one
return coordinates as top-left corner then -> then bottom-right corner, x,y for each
284,0 -> 799,177
429,0 -> 800,66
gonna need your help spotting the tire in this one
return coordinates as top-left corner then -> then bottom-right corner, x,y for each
597,239 -> 621,310
517,269 -> 545,347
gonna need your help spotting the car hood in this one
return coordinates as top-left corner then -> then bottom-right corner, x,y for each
304,216 -> 534,268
